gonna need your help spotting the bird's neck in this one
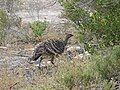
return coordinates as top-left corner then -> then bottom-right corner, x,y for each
64,36 -> 70,46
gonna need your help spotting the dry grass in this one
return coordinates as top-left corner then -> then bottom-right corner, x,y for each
0,45 -> 82,90
0,60 -> 54,90
0,44 -> 119,90
0,56 -> 116,90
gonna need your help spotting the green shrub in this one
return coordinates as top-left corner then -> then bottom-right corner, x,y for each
96,45 -> 120,80
30,21 -> 48,38
0,9 -> 9,30
60,71 -> 74,89
59,0 -> 120,52
54,45 -> 120,89
54,61 -> 82,90
0,31 -> 7,45
0,9 -> 9,45
81,45 -> 120,88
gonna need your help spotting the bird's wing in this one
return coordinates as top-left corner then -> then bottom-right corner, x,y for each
44,40 -> 57,55
50,39 -> 65,54
33,42 -> 45,55
44,39 -> 65,54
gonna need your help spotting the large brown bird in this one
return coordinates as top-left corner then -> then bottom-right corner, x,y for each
28,33 -> 73,68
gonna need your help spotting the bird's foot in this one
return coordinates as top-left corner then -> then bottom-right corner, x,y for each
27,58 -> 35,64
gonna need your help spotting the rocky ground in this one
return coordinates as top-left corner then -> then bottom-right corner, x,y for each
0,0 -> 74,89
16,0 -> 70,33
0,0 -> 68,70
0,44 -> 60,89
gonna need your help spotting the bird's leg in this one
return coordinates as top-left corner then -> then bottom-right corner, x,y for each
38,57 -> 47,70
38,57 -> 43,69
50,56 -> 55,66
50,56 -> 58,67
67,51 -> 73,60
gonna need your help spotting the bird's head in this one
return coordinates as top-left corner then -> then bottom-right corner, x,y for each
66,33 -> 73,38
64,33 -> 73,46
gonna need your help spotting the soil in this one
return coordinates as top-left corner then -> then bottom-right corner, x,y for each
0,1 -> 69,89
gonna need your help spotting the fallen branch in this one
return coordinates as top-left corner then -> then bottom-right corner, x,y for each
10,82 -> 19,90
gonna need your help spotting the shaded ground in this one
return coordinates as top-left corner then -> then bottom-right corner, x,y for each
0,0 -> 74,89
0,0 -> 67,74
0,44 -> 60,90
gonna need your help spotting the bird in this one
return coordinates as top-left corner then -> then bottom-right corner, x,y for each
28,33 -> 73,68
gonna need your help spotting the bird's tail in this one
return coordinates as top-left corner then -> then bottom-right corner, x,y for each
27,53 -> 41,64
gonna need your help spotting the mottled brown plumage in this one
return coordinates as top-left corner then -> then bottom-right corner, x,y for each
28,34 -> 73,68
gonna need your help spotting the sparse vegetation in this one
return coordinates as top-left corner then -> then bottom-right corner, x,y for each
0,0 -> 119,90
0,9 -> 9,45
30,21 -> 48,39
0,45 -> 120,89
59,0 -> 120,53
0,9 -> 9,30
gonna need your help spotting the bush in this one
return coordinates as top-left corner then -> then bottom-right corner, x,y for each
0,9 -> 9,45
81,45 -> 120,89
54,60 -> 83,90
59,0 -> 120,52
0,31 -> 6,45
0,9 -> 9,30
30,21 -> 48,38
96,45 -> 120,80
53,45 -> 120,89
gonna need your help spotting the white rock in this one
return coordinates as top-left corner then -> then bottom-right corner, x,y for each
47,61 -> 51,64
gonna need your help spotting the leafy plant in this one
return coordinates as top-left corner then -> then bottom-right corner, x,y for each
0,9 -> 9,30
54,45 -> 119,89
81,45 -> 120,89
30,21 -> 48,38
59,0 -> 120,52
54,60 -> 82,90
0,9 -> 9,45
0,31 -> 6,45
